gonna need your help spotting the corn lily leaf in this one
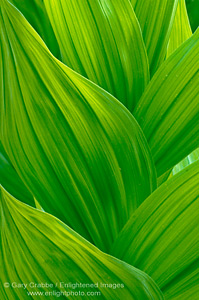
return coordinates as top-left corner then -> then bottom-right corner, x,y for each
130,0 -> 178,74
44,0 -> 149,111
134,29 -> 199,176
8,0 -> 61,58
158,148 -> 199,186
34,197 -> 44,211
0,0 -> 156,252
0,142 -> 34,206
167,0 -> 192,57
186,0 -> 199,32
0,187 -> 164,300
112,162 -> 199,299
157,169 -> 172,186
169,148 -> 199,177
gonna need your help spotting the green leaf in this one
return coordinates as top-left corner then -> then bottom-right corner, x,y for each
8,0 -> 61,58
157,147 -> 198,186
163,268 -> 199,299
44,0 -> 149,111
34,197 -> 44,211
131,0 -> 178,74
0,188 -> 164,300
112,162 -> 199,299
167,0 -> 192,57
157,169 -> 172,186
0,0 -> 156,252
169,148 -> 199,177
134,29 -> 199,176
0,142 -> 34,206
186,0 -> 199,32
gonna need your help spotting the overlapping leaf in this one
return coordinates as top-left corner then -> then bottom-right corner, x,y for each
186,0 -> 199,31
112,162 -> 199,299
1,1 -> 197,299
0,142 -> 34,206
130,0 -> 178,74
0,0 -> 156,252
157,169 -> 172,186
44,0 -> 149,111
0,187 -> 164,300
158,148 -> 199,186
167,0 -> 192,56
9,0 -> 61,58
134,29 -> 199,176
170,148 -> 199,177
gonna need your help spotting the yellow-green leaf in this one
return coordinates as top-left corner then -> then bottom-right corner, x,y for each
169,148 -> 199,177
131,0 -> 178,74
0,0 -> 156,252
8,0 -> 61,58
167,0 -> 192,57
134,29 -> 199,176
44,0 -> 149,111
0,187 -> 164,300
112,162 -> 199,299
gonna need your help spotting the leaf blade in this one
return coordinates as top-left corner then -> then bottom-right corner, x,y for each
8,0 -> 61,58
0,142 -> 34,206
167,0 -> 192,57
0,187 -> 164,300
0,0 -> 156,251
44,0 -> 149,111
131,0 -> 178,74
134,29 -> 199,176
112,162 -> 199,299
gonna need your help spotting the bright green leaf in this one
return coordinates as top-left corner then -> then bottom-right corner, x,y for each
44,0 -> 149,111
134,29 -> 199,176
0,187 -> 164,300
169,148 -> 199,177
112,162 -> 199,299
0,0 -> 156,252
0,142 -> 34,206
158,148 -> 199,186
167,0 -> 192,57
8,0 -> 61,58
131,0 -> 178,74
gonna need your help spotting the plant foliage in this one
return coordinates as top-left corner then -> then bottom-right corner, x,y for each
0,0 -> 198,299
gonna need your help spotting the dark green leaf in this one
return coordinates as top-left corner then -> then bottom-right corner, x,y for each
0,142 -> 34,205
186,0 -> 199,32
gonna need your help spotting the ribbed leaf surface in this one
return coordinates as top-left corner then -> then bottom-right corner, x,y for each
131,0 -> 178,74
170,148 -> 199,177
44,0 -> 149,111
167,0 -> 192,56
0,0 -> 156,251
134,29 -> 199,176
0,188 -> 164,300
9,0 -> 60,58
112,162 -> 199,299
